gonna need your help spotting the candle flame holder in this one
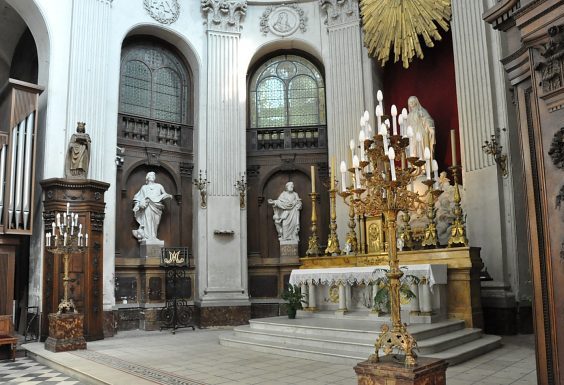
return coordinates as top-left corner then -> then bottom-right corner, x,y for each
234,173 -> 248,209
482,131 -> 508,178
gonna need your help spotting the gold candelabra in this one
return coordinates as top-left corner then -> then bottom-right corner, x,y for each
345,202 -> 359,254
339,114 -> 440,367
421,180 -> 442,248
45,203 -> 88,314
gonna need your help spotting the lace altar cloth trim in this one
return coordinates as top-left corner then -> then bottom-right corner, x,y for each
288,264 -> 447,288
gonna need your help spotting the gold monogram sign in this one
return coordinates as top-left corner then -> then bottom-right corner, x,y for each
161,247 -> 190,267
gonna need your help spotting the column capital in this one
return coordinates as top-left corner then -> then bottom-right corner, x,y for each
201,0 -> 248,33
319,0 -> 359,28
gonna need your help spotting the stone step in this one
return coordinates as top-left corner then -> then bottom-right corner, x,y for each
425,334 -> 503,365
220,332 -> 502,366
232,324 -> 484,356
248,316 -> 466,341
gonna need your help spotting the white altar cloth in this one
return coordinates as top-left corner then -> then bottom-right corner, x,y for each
289,264 -> 447,289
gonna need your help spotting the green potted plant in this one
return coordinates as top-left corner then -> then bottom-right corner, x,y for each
372,270 -> 419,315
281,284 -> 304,319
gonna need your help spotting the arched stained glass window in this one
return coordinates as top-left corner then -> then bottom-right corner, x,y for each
250,55 -> 325,128
119,42 -> 189,125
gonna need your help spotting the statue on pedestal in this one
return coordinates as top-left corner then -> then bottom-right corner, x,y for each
64,122 -> 91,179
132,171 -> 172,242
268,181 -> 302,243
407,96 -> 436,158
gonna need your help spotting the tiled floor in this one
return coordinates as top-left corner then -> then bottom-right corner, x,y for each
14,329 -> 537,385
0,356 -> 83,384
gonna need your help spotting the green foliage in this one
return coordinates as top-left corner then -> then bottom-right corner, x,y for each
372,270 -> 419,314
282,284 -> 304,310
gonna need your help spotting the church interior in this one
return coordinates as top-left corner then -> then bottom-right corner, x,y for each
0,0 -> 562,384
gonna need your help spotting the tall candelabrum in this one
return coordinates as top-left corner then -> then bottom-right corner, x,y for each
338,105 -> 443,367
45,203 -> 88,315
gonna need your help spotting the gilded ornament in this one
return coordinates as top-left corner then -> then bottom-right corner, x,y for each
359,0 -> 451,68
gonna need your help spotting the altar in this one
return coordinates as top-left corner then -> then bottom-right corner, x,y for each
296,246 -> 483,328
290,264 -> 447,322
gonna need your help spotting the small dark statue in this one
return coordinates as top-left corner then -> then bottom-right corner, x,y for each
65,122 -> 91,179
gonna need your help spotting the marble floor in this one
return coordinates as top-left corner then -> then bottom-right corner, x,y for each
16,329 -> 537,385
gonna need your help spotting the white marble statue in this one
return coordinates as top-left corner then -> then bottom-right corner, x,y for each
436,171 -> 457,245
132,171 -> 173,242
268,181 -> 302,242
407,96 -> 436,158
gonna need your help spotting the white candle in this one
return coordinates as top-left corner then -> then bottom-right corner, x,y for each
66,202 -> 70,215
310,165 -> 316,193
402,107 -> 408,120
353,155 -> 361,189
85,233 -> 89,247
363,110 -> 369,123
75,213 -> 79,226
388,147 -> 397,181
424,147 -> 431,180
391,105 -> 398,135
377,90 -> 383,112
398,115 -> 404,137
451,129 -> 457,167
366,123 -> 372,139
359,130 -> 365,161
349,139 -> 355,161
340,161 -> 347,192
52,221 -> 56,232
56,213 -> 60,227
432,160 -> 439,188
64,232 -> 67,246
375,105 -> 382,132
64,213 -> 67,226
46,232 -> 50,247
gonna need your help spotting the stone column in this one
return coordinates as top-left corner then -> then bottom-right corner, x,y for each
451,0 -> 519,314
336,282 -> 347,314
308,282 -> 318,311
319,0 -> 375,243
198,0 -> 250,326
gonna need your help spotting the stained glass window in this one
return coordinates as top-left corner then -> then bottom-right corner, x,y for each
119,42 -> 189,124
250,55 -> 325,128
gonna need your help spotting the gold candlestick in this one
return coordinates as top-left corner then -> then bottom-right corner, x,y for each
399,210 -> 414,250
448,165 -> 469,247
325,186 -> 341,255
421,180 -> 442,248
345,200 -> 358,254
306,192 -> 321,256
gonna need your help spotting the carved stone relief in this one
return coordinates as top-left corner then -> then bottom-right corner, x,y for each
201,0 -> 248,33
143,0 -> 180,24
534,25 -> 564,111
260,4 -> 307,37
318,0 -> 359,27
548,127 -> 564,170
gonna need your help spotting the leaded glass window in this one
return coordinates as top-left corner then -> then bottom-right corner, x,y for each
250,55 -> 325,128
119,43 -> 189,124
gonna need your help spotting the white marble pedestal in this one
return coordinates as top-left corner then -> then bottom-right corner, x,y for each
140,239 -> 164,259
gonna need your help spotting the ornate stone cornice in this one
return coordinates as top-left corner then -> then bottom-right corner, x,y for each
483,0 -> 519,31
318,0 -> 359,28
201,0 -> 248,33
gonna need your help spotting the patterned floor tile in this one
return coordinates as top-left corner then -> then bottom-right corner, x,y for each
0,357 -> 82,385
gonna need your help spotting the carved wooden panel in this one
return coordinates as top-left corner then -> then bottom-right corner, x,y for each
40,178 -> 109,342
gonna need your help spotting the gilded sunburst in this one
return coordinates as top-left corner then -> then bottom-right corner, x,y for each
360,0 -> 452,68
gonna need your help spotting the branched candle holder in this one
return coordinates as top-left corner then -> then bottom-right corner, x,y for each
45,203 -> 88,315
194,169 -> 210,209
338,103 -> 442,367
482,132 -> 508,178
234,173 -> 248,209
399,210 -> 414,250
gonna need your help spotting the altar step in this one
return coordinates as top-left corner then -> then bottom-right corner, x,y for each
219,315 -> 501,366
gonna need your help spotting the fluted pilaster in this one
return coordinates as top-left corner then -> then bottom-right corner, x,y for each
65,0 -> 112,181
452,0 -> 496,171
